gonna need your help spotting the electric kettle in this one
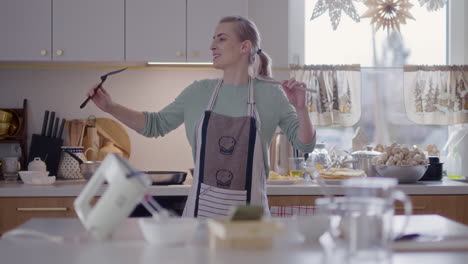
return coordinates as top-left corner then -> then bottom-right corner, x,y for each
269,130 -> 296,176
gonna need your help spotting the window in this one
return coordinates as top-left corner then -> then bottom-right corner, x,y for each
304,0 -> 447,66
291,0 -> 449,152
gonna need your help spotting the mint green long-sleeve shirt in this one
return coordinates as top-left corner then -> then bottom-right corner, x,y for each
138,78 -> 316,174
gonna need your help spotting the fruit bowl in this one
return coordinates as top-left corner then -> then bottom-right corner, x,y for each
373,164 -> 428,183
18,171 -> 55,185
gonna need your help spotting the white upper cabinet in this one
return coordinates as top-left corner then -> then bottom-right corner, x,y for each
126,0 -> 186,62
1,0 -> 247,62
187,0 -> 248,62
126,0 -> 247,62
52,0 -> 124,61
0,0 -> 124,62
0,0 -> 51,61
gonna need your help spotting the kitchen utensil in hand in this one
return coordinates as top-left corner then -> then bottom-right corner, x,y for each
80,67 -> 128,109
256,77 -> 317,93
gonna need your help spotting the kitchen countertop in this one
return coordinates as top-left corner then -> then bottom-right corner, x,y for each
1,178 -> 468,197
1,215 -> 468,264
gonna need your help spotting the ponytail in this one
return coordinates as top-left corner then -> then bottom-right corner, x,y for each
256,50 -> 272,78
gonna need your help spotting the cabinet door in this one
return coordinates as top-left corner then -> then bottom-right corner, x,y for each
52,0 -> 124,61
187,0 -> 248,62
126,0 -> 186,62
0,0 -> 51,61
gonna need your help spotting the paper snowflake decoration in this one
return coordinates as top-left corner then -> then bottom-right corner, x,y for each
310,0 -> 361,30
418,0 -> 446,12
361,0 -> 415,33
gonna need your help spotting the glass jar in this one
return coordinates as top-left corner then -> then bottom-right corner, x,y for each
310,143 -> 332,170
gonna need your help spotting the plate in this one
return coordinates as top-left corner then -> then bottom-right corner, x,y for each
267,180 -> 300,185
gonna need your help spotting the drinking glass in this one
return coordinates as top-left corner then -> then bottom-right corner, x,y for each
342,177 -> 412,238
288,157 -> 304,178
304,158 -> 319,179
316,197 -> 393,264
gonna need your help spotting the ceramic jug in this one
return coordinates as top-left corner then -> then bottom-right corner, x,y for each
58,147 -> 86,179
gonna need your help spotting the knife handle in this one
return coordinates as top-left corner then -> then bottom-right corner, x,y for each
58,119 -> 66,139
52,117 -> 60,138
46,112 -> 55,137
41,110 -> 49,136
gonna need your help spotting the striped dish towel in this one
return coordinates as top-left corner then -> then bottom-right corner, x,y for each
270,206 -> 317,217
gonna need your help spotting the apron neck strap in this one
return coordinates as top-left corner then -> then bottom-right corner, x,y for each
206,77 -> 256,118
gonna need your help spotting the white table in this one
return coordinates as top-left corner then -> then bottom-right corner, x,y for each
1,215 -> 468,264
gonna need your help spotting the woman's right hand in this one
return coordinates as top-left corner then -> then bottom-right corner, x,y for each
87,85 -> 114,113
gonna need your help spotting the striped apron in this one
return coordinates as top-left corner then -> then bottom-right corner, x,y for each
183,77 -> 270,218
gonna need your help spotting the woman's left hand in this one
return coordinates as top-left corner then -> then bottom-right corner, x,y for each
281,79 -> 307,110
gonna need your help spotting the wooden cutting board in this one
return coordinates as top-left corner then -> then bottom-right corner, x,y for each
94,118 -> 131,159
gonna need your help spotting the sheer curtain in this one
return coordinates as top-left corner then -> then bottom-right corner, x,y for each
290,64 -> 361,126
404,65 -> 468,125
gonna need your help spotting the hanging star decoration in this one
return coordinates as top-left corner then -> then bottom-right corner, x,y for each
310,0 -> 361,31
418,0 -> 446,12
361,0 -> 415,33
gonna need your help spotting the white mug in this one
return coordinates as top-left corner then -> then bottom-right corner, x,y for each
1,156 -> 21,181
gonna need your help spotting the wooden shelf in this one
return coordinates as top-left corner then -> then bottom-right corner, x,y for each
0,99 -> 28,170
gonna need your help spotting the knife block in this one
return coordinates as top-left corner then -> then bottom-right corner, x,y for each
28,134 -> 63,177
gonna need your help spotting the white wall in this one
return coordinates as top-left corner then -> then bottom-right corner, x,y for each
0,67 -> 289,171
249,0 -> 289,67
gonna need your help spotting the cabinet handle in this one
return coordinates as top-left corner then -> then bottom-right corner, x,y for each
395,206 -> 426,210
56,49 -> 63,56
191,51 -> 199,57
17,207 -> 68,212
175,51 -> 183,57
40,49 -> 48,56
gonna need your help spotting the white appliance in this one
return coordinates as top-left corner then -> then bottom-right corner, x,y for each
74,153 -> 151,241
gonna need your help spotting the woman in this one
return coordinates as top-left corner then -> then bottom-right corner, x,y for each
88,16 -> 316,218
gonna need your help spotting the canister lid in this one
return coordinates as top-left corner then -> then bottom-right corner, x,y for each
352,145 -> 381,158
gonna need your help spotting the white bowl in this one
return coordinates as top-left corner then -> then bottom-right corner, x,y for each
138,217 -> 197,246
18,171 -> 51,184
374,164 -> 428,183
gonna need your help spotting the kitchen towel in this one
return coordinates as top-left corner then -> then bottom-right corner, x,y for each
403,65 -> 468,125
270,206 -> 316,217
289,64 -> 361,127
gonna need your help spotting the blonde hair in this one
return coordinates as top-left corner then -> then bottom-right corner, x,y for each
219,16 -> 273,79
